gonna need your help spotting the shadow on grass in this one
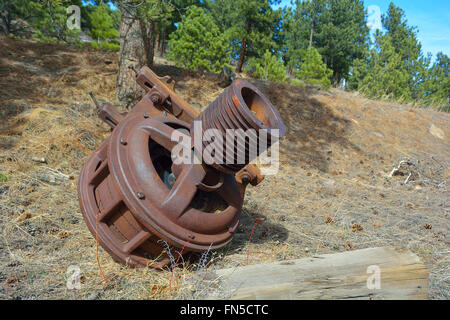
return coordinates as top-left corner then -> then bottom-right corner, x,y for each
218,205 -> 289,257
251,80 -> 361,173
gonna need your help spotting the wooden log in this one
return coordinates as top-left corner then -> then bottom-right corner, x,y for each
194,247 -> 428,300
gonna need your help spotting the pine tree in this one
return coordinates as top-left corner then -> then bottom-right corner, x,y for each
206,0 -> 280,73
247,50 -> 286,83
284,0 -> 368,85
89,2 -> 119,45
355,34 -> 411,101
114,0 -> 174,104
2,0 -> 83,41
422,52 -> 450,111
168,5 -> 229,73
157,0 -> 201,56
347,57 -> 368,90
296,47 -> 332,89
351,2 -> 435,106
382,3 -> 420,64
381,2 -> 427,99
282,1 -> 324,74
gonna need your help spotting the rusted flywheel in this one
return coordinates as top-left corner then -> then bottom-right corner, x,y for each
78,67 -> 286,268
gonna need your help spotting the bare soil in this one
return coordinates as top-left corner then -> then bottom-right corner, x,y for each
0,36 -> 448,300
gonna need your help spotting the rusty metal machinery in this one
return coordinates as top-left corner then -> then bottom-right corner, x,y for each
78,67 -> 286,268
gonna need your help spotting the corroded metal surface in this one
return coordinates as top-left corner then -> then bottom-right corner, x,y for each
78,67 -> 285,268
192,79 -> 286,174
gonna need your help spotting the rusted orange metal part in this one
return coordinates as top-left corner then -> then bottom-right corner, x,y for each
78,67 -> 285,268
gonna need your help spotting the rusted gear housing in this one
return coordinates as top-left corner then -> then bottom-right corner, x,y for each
78,67 -> 285,268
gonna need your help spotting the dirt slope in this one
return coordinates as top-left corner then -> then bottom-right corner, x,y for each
0,37 -> 448,299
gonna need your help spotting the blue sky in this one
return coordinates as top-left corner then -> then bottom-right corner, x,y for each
274,0 -> 450,59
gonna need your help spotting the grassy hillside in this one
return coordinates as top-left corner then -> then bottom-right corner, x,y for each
0,37 -> 449,299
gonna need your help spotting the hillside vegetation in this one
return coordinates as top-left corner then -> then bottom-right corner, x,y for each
0,37 -> 449,299
2,1 -> 449,111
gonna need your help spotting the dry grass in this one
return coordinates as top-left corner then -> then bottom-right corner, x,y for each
0,36 -> 449,300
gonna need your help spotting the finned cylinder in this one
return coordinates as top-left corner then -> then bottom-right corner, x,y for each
191,79 -> 286,174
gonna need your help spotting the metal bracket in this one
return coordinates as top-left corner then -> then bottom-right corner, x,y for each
97,103 -> 127,129
135,67 -> 198,122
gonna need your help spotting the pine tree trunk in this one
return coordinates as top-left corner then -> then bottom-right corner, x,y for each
236,39 -> 247,73
0,2 -> 11,36
155,32 -> 160,56
47,1 -> 63,40
159,28 -> 165,56
116,2 -> 146,105
236,19 -> 251,73
140,20 -> 155,68
334,71 -> 340,87
309,22 -> 314,48
116,1 -> 155,106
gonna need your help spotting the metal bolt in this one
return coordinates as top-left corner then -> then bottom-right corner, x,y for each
241,174 -> 250,184
143,113 -> 149,118
120,139 -> 127,145
150,94 -> 161,104
137,192 -> 145,199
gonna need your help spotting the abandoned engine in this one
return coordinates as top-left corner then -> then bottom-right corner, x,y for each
78,67 -> 286,268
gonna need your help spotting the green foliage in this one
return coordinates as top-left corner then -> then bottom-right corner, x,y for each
421,52 -> 450,111
133,0 -> 174,19
382,2 -> 421,64
100,41 -> 120,51
381,2 -> 428,100
3,0 -> 85,42
65,28 -> 84,48
2,0 -> 448,111
282,0 -> 325,70
347,57 -> 367,90
206,0 -> 281,72
0,173 -> 8,183
89,40 -> 120,51
168,5 -> 229,73
89,2 -> 119,42
31,32 -> 61,44
89,41 -> 99,49
295,47 -> 332,89
354,35 -> 411,101
284,0 -> 368,84
289,78 -> 306,87
349,2 -> 449,110
247,50 -> 287,83
4,0 -> 119,49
